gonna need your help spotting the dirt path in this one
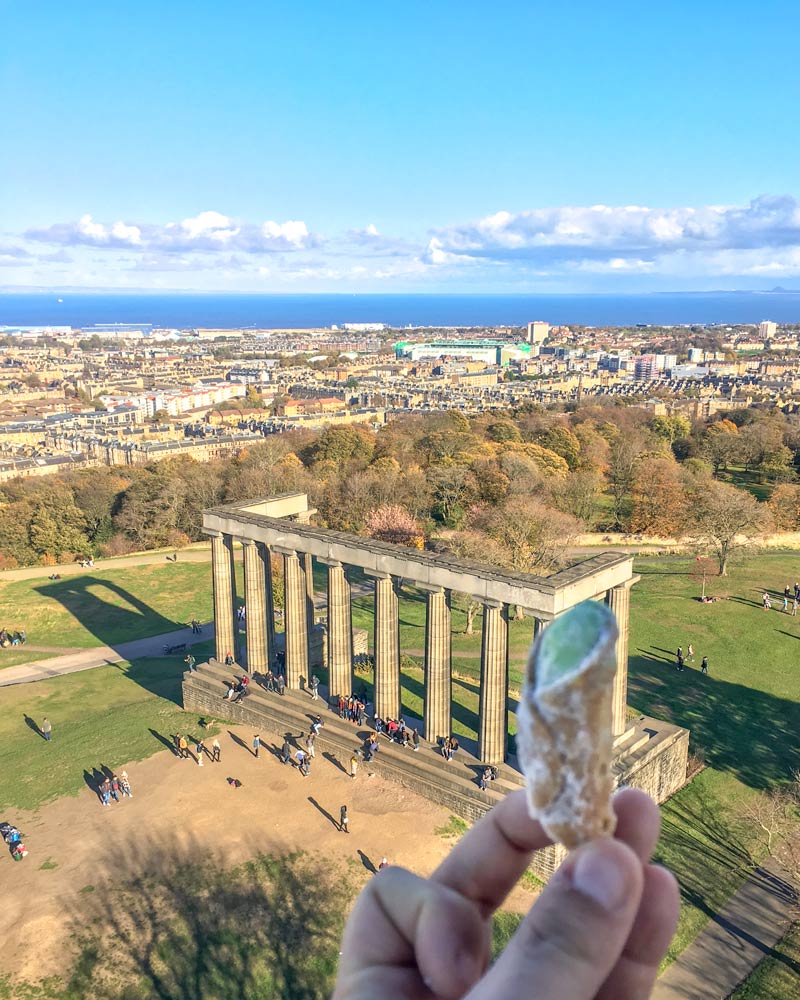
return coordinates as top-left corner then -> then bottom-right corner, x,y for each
0,545 -> 211,583
0,722 -> 535,985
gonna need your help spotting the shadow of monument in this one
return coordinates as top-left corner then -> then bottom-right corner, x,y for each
628,654 -> 800,789
35,576 -> 195,705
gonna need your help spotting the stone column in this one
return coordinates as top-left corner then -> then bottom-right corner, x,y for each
326,561 -> 353,699
478,601 -> 509,764
283,550 -> 310,689
606,583 -> 633,738
260,543 -> 276,667
532,617 -> 550,642
210,532 -> 237,664
373,574 -> 400,721
423,587 -> 451,744
242,539 -> 268,675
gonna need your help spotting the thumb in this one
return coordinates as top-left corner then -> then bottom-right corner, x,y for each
469,838 -> 644,1000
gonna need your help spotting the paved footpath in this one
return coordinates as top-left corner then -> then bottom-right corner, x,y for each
0,622 -> 215,687
0,545 -> 211,583
652,862 -> 798,1000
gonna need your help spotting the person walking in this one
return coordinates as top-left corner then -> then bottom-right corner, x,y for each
339,805 -> 349,834
100,777 -> 112,806
178,735 -> 188,759
185,653 -> 197,672
783,595 -> 789,613
687,644 -> 694,662
349,754 -> 359,779
295,747 -> 306,771
412,728 -> 420,752
253,734 -> 261,759
41,717 -> 52,742
277,674 -> 285,697
197,739 -> 205,766
792,598 -> 798,617
212,738 -> 221,762
305,733 -> 316,759
281,739 -> 292,765
701,656 -> 709,675
120,771 -> 132,797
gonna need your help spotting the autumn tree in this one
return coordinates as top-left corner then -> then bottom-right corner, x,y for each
630,458 -> 688,536
768,484 -> 800,531
364,505 -> 424,549
701,419 -> 740,476
686,480 -> 765,575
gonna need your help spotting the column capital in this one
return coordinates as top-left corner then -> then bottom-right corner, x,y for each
272,545 -> 298,558
204,529 -> 222,539
236,536 -> 257,547
416,583 -> 447,595
317,556 -> 344,568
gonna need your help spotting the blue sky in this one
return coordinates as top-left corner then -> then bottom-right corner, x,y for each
2,1 -> 799,292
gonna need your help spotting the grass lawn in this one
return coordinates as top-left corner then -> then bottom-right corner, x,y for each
0,561 -> 228,667
731,920 -> 800,998
1,548 -> 798,988
628,551 -> 800,971
0,654 -> 214,813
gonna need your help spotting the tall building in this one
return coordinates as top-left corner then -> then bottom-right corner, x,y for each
527,320 -> 550,345
759,320 -> 777,340
688,347 -> 704,363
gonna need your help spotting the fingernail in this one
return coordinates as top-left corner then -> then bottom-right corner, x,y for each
571,844 -> 628,911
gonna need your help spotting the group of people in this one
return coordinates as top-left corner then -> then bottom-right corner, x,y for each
762,583 -> 800,614
98,771 -> 132,805
174,732 -> 222,765
1,822 -> 28,860
261,669 -> 286,695
441,735 -> 460,761
675,645 -> 709,674
223,674 -> 251,704
0,628 -> 26,647
337,693 -> 366,724
375,716 -> 420,751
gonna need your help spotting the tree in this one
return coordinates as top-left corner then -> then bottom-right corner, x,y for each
738,771 -> 800,882
533,425 -> 582,470
486,420 -> 521,443
702,420 -> 740,477
650,414 -> 691,445
472,496 -> 581,576
549,470 -> 603,525
364,505 -> 424,549
630,458 -> 688,536
245,385 -> 264,408
301,425 -> 374,467
28,490 -> 90,559
769,483 -> 800,531
607,433 -> 646,529
687,480 -> 765,575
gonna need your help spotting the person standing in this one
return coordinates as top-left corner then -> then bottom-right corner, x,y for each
701,656 -> 709,675
100,777 -> 112,806
281,739 -> 291,765
110,775 -> 121,801
783,595 -> 789,613
120,771 -> 132,797
349,754 -> 359,779
687,644 -> 694,662
253,734 -> 261,759
212,738 -> 221,762
412,728 -> 420,752
185,653 -> 196,671
339,805 -> 349,833
310,674 -> 320,701
41,718 -> 52,742
295,747 -> 306,772
197,739 -> 205,765
277,674 -> 285,697
301,756 -> 311,777
305,732 -> 316,759
178,735 -> 188,759
792,598 -> 798,617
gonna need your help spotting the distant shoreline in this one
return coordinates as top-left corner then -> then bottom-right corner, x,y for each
2,290 -> 800,328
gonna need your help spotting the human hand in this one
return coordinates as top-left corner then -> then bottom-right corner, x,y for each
332,788 -> 679,1000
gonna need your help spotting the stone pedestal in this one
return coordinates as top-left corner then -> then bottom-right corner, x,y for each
424,587 -> 451,744
606,582 -> 632,738
211,532 -> 237,663
478,601 -> 508,764
242,539 -> 268,674
283,550 -> 310,689
326,561 -> 353,698
373,575 -> 400,721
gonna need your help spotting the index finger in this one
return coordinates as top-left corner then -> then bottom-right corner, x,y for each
431,790 -> 551,917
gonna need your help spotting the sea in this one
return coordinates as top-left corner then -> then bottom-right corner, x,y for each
1,291 -> 800,330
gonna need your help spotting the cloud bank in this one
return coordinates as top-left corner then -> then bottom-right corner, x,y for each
7,195 -> 800,290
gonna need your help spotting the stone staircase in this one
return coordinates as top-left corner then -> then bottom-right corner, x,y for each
182,658 -> 525,824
